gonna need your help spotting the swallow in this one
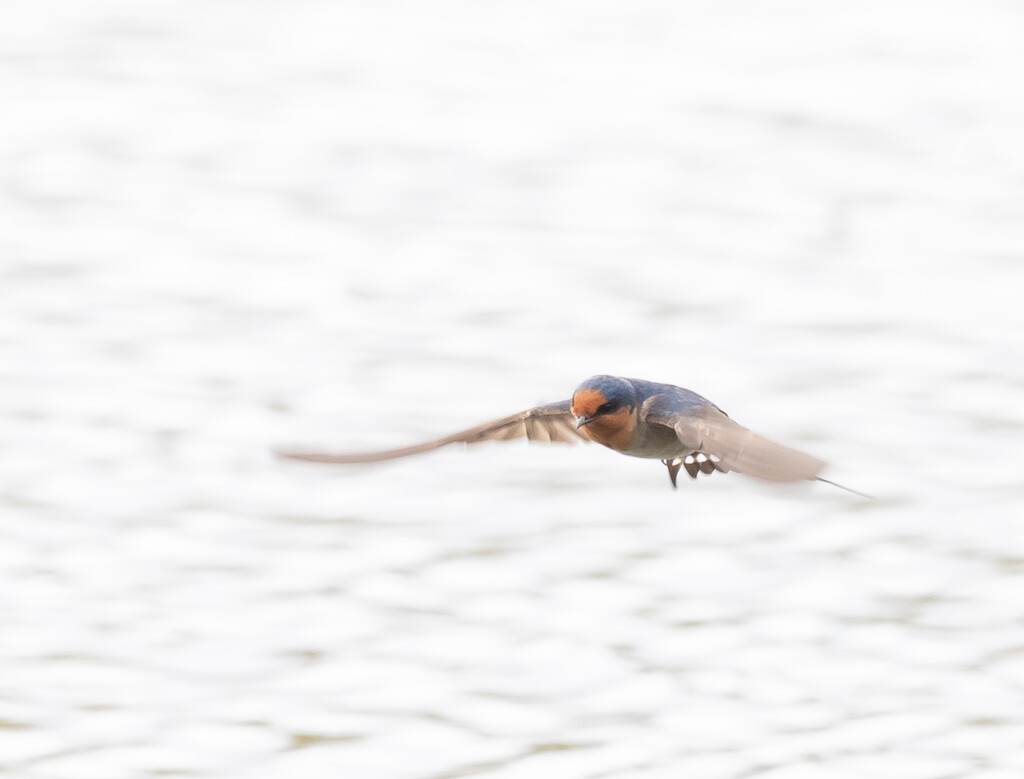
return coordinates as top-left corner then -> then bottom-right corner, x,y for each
279,375 -> 861,493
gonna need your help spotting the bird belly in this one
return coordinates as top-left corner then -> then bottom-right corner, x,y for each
616,423 -> 688,460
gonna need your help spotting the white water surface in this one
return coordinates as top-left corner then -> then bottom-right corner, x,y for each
2,2 -> 1024,778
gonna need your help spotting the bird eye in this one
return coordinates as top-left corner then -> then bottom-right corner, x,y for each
597,402 -> 617,415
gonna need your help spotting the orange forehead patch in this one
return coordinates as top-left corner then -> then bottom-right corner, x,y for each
571,388 -> 608,418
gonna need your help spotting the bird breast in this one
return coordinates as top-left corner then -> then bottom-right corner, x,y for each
579,407 -> 637,452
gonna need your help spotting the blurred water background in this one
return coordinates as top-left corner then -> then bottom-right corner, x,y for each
3,2 -> 1024,777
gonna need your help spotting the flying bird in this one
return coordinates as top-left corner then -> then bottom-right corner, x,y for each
279,375 -> 859,493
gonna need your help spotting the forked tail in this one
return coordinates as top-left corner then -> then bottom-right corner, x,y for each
816,477 -> 874,500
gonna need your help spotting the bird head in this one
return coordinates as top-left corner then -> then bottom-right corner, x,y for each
570,375 -> 637,429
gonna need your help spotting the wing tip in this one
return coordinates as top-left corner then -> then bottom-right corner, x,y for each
274,448 -> 375,464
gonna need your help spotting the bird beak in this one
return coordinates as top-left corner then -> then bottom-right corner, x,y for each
574,415 -> 595,429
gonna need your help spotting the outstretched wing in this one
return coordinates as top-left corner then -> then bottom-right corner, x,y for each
277,400 -> 584,464
644,394 -> 826,482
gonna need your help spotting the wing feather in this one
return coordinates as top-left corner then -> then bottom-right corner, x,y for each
277,400 -> 584,464
527,418 -> 551,443
645,395 -> 826,482
680,407 -> 824,482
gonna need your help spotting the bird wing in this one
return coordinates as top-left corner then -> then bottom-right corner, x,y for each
643,394 -> 826,482
277,400 -> 585,464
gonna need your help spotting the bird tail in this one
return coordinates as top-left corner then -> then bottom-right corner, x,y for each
816,477 -> 874,500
